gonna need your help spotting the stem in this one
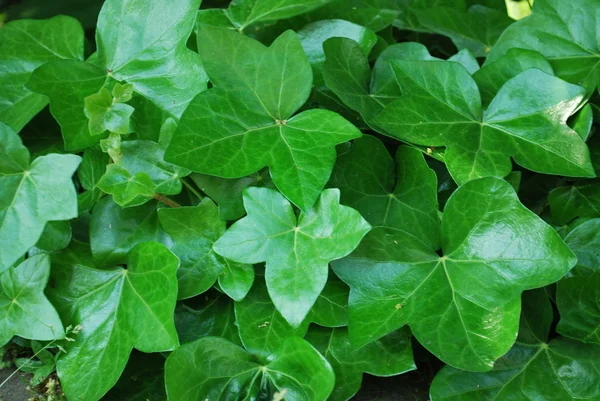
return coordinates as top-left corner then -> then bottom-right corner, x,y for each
153,193 -> 181,208
180,178 -> 203,200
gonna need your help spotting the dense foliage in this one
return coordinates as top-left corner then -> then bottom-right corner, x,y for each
1,0 -> 599,400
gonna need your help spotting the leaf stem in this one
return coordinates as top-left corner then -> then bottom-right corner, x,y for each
153,193 -> 181,208
179,178 -> 203,200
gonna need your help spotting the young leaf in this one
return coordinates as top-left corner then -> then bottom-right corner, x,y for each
0,254 -> 64,346
549,183 -> 600,225
84,86 -> 134,136
158,199 -> 254,300
96,164 -> 155,207
557,274 -> 600,344
430,291 -> 600,401
166,27 -> 362,211
487,0 -> 600,91
214,187 -> 371,327
0,123 -> 81,272
328,136 -> 441,250
164,336 -> 335,401
27,60 -> 108,150
49,242 -> 179,401
0,16 -> 84,132
306,326 -> 415,401
333,177 -> 576,371
191,169 -> 275,221
375,62 -> 594,184
90,198 -> 172,267
96,0 -> 207,117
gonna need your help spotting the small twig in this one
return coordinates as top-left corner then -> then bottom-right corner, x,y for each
153,193 -> 181,208
179,178 -> 203,200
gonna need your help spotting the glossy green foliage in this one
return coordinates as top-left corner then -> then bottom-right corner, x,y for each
487,0 -> 600,91
214,187 -> 371,326
0,254 -> 64,345
165,336 -> 335,401
166,26 -> 362,211
430,290 -> 600,400
0,123 -> 81,272
48,242 -> 179,401
3,0 -> 600,400
0,16 -> 84,132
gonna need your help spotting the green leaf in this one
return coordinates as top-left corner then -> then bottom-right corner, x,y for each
415,5 -> 512,57
473,48 -> 554,107
84,87 -> 134,136
49,242 -> 179,401
97,164 -> 155,208
34,221 -> 72,253
0,16 -> 84,132
0,123 -> 81,272
562,218 -> 600,276
0,254 -> 64,346
328,136 -> 441,250
27,60 -> 107,150
486,0 -> 600,91
234,276 -> 309,360
96,0 -> 207,117
375,62 -> 594,184
191,169 -> 274,221
573,104 -> 595,141
77,148 -> 109,213
90,198 -> 172,267
306,326 -> 415,401
164,336 -> 335,401
166,27 -> 361,211
430,290 -> 600,401
549,183 -> 600,225
448,49 -> 479,74
557,274 -> 600,344
333,177 -> 576,371
214,187 -> 371,327
225,0 -> 336,31
158,199 -> 253,300
175,292 -> 241,346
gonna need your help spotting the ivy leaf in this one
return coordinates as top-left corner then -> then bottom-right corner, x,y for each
328,135 -> 441,251
165,336 -> 335,401
486,0 -> 600,91
96,0 -> 207,117
34,221 -> 72,253
96,164 -> 155,208
473,48 -> 554,107
430,291 -> 600,401
90,198 -> 172,268
562,219 -> 600,276
27,60 -> 107,150
84,85 -> 135,136
77,148 -> 109,213
415,5 -> 512,57
0,254 -> 64,346
375,62 -> 595,184
225,0 -> 335,31
175,292 -> 242,346
557,274 -> 600,344
49,241 -> 179,401
333,177 -> 576,371
306,326 -> 415,401
0,123 -> 81,272
158,199 -> 254,300
447,49 -> 479,74
549,183 -> 600,225
0,16 -> 84,132
191,169 -> 274,221
214,187 -> 371,327
166,27 -> 362,211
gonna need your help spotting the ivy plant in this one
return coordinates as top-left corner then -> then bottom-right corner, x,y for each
0,0 -> 599,400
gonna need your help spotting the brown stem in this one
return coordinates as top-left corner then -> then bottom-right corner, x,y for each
153,193 -> 181,208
